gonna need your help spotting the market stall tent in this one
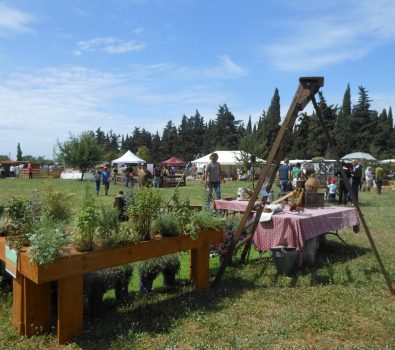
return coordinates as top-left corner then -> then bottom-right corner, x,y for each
341,152 -> 377,162
111,150 -> 146,166
192,150 -> 265,179
161,156 -> 187,167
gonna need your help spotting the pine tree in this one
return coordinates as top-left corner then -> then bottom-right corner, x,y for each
335,84 -> 353,156
16,143 -> 23,161
214,104 -> 241,149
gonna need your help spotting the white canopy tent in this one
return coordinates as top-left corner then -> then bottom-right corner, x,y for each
192,150 -> 265,179
111,150 -> 146,166
192,150 -> 264,167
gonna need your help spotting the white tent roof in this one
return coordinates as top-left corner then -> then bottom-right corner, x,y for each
111,150 -> 145,165
192,150 -> 264,166
341,152 -> 377,161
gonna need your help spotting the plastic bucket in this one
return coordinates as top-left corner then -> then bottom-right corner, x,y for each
270,246 -> 298,275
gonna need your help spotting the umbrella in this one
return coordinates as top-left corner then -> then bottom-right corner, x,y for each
341,152 -> 377,162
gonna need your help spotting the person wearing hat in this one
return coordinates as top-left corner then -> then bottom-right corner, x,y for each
102,166 -> 111,195
138,162 -> 152,187
205,152 -> 221,202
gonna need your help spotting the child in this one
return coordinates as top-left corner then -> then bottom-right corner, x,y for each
327,178 -> 337,204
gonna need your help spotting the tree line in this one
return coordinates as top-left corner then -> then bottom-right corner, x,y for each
4,84 -> 394,167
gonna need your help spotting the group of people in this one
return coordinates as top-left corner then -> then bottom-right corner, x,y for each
0,163 -> 32,178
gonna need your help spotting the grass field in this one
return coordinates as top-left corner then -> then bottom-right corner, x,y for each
0,178 -> 394,349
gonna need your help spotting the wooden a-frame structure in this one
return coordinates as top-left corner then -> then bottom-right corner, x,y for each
213,77 -> 394,296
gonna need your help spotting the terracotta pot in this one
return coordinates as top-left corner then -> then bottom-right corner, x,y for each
305,176 -> 319,192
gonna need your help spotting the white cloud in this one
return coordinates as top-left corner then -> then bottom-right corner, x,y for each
0,3 -> 34,33
75,37 -> 144,55
262,0 -> 395,71
175,55 -> 248,79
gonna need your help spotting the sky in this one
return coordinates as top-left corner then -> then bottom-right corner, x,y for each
0,0 -> 394,159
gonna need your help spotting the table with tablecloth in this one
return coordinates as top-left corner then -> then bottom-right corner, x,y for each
213,200 -> 359,252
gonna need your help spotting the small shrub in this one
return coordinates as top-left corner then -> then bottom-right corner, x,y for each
152,212 -> 182,237
41,182 -> 73,222
28,219 -> 71,267
127,187 -> 162,240
74,188 -> 97,250
95,205 -> 121,247
185,210 -> 225,240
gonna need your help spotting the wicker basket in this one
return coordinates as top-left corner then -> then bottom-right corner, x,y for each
305,176 -> 319,192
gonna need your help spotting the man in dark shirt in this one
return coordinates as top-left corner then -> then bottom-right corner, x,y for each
351,160 -> 362,203
278,158 -> 291,193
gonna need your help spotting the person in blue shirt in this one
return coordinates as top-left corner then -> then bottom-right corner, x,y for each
278,158 -> 292,193
102,166 -> 111,195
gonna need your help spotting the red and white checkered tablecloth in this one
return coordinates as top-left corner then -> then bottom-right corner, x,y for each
213,200 -> 359,251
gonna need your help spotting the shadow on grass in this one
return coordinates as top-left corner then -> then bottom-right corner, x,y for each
72,276 -> 258,349
296,240 -> 372,286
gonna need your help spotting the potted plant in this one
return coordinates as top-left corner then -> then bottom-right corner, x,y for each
151,212 -> 182,237
159,253 -> 181,287
1,196 -> 34,250
28,219 -> 71,267
127,187 -> 162,240
185,210 -> 225,240
137,257 -> 161,293
74,189 -> 97,251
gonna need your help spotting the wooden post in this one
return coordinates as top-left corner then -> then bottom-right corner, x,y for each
24,278 -> 51,336
190,243 -> 210,290
57,275 -> 83,344
12,272 -> 25,334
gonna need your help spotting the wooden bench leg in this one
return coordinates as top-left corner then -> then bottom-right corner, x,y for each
57,275 -> 83,344
24,278 -> 51,336
12,273 -> 25,334
190,243 -> 210,290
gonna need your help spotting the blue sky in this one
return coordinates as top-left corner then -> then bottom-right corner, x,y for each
1,0 -> 394,159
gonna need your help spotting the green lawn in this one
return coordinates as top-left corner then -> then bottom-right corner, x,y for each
0,178 -> 394,349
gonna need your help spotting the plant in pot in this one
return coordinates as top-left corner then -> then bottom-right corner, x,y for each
127,187 -> 162,240
159,253 -> 181,287
185,210 -> 225,240
28,218 -> 71,267
137,257 -> 161,293
1,196 -> 34,250
151,212 -> 182,237
74,189 -> 97,251
95,205 -> 121,248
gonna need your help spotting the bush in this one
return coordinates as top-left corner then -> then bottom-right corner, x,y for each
127,187 -> 162,240
152,212 -> 182,237
28,219 -> 71,267
74,188 -> 97,250
185,210 -> 225,240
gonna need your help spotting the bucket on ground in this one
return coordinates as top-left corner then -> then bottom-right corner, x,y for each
270,246 -> 298,275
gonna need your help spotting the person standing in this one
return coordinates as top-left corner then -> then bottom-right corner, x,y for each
94,170 -> 101,196
138,163 -> 152,187
364,166 -> 374,191
278,158 -> 291,193
153,166 -> 161,188
205,152 -> 221,201
335,161 -> 352,205
102,166 -> 111,195
351,160 -> 362,203
375,165 -> 384,195
327,179 -> 337,204
27,163 -> 33,179
291,162 -> 303,188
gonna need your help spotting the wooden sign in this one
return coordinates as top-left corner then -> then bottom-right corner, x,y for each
304,192 -> 324,208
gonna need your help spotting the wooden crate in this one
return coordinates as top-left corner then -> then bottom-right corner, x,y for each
304,192 -> 325,208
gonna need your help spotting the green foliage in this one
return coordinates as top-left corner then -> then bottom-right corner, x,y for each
28,219 -> 71,267
56,131 -> 104,179
185,210 -> 225,240
16,142 -> 23,161
166,190 -> 191,232
151,212 -> 181,237
1,197 -> 34,250
137,257 -> 162,278
158,253 -> 181,273
127,187 -> 162,240
74,188 -> 97,250
95,205 -> 124,248
41,182 -> 73,222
